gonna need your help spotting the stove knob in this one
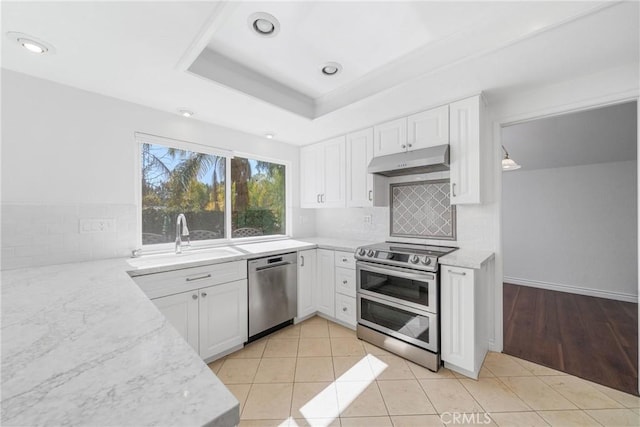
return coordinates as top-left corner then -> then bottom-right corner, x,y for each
357,248 -> 366,257
409,254 -> 419,264
421,256 -> 432,265
367,249 -> 375,257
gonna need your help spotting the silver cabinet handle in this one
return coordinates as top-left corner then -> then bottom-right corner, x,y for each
408,143 -> 413,148
401,144 -> 406,149
192,294 -> 198,300
321,194 -> 325,203
343,280 -> 348,284
300,255 -> 305,267
186,274 -> 211,282
317,194 -> 320,203
201,292 -> 207,297
452,183 -> 457,197
342,307 -> 348,312
342,257 -> 348,262
448,269 -> 466,276
368,190 -> 373,201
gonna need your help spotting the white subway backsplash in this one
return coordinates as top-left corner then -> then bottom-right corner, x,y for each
315,207 -> 389,242
1,203 -> 137,270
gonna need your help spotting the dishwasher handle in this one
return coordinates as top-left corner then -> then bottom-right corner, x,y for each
254,261 -> 293,271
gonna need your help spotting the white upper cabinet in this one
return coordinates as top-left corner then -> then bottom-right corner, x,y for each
300,136 -> 346,208
346,128 -> 374,207
374,105 -> 450,157
408,105 -> 449,150
373,117 -> 407,156
322,137 -> 347,207
300,144 -> 323,208
450,95 -> 482,205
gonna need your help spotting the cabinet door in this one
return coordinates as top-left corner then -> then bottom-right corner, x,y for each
408,105 -> 449,150
316,249 -> 335,317
335,267 -> 356,298
152,291 -> 199,353
346,128 -> 374,207
450,96 -> 481,205
335,293 -> 356,327
198,279 -> 248,360
300,144 -> 323,208
373,117 -> 407,156
321,136 -> 346,208
297,250 -> 317,319
441,266 -> 475,372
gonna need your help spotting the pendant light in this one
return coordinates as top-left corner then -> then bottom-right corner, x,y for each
502,145 -> 521,171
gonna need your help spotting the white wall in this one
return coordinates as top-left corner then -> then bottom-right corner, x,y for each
1,69 -> 312,269
503,160 -> 638,301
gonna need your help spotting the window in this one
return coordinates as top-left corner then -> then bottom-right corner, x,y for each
231,157 -> 285,238
139,137 -> 287,246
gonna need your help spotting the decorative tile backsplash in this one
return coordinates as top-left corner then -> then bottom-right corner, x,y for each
390,180 -> 456,240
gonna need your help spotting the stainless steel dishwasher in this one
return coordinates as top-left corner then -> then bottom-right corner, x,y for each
247,252 -> 297,340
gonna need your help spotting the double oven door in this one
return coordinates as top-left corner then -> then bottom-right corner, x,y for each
356,261 -> 439,353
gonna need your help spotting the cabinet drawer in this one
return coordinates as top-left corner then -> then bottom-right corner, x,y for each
133,260 -> 247,299
335,293 -> 356,327
335,267 -> 356,297
334,251 -> 356,270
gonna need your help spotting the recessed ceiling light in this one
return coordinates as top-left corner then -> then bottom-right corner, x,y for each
264,133 -> 275,139
248,12 -> 280,38
178,109 -> 194,118
19,38 -> 47,54
7,32 -> 54,54
321,62 -> 342,76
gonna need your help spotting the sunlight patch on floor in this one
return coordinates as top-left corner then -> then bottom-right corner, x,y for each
297,355 -> 388,426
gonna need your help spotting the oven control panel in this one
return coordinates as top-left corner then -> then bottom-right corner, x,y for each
355,247 -> 438,271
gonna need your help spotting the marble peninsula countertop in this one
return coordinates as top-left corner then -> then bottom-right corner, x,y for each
0,237 -> 368,426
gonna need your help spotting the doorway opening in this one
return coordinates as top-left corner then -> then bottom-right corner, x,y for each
501,101 -> 638,395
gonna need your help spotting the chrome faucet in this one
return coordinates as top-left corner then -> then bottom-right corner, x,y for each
175,213 -> 190,254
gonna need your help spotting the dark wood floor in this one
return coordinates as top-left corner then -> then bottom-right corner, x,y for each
503,283 -> 639,396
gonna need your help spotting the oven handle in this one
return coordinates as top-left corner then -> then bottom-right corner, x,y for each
357,292 -> 435,316
356,261 -> 435,282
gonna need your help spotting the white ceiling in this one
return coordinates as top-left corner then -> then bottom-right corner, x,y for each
1,1 -> 638,144
203,2 -> 507,98
502,101 -> 637,171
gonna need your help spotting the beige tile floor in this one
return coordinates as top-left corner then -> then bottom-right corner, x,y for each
208,316 -> 640,427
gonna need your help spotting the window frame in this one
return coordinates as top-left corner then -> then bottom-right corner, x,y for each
135,132 -> 291,253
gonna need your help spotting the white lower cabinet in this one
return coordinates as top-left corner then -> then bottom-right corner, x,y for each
335,293 -> 356,327
198,280 -> 248,360
335,267 -> 356,297
140,260 -> 248,362
334,252 -> 357,327
152,279 -> 248,361
297,249 -> 317,319
441,264 -> 488,379
316,249 -> 336,317
152,291 -> 199,352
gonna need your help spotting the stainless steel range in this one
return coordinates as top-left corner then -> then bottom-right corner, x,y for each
355,242 -> 457,371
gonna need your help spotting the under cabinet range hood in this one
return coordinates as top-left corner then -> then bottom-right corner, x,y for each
367,145 -> 450,177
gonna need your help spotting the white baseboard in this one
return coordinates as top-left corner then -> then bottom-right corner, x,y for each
504,276 -> 638,303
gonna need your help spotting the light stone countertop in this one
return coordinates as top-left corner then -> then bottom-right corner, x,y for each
293,237 -> 371,253
0,237 -> 365,426
439,249 -> 495,269
1,258 -> 239,427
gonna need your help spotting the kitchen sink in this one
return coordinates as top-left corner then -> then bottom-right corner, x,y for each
126,246 -> 247,272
